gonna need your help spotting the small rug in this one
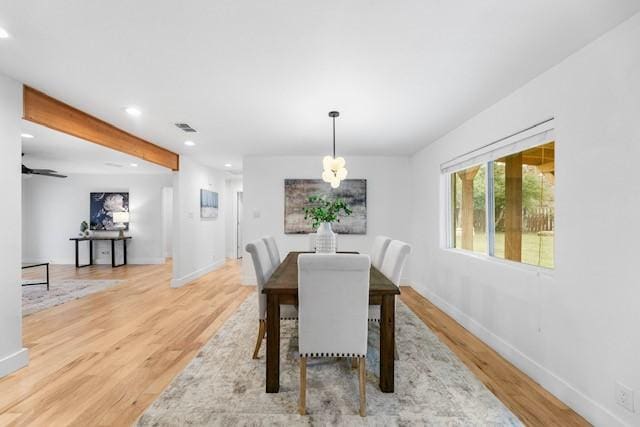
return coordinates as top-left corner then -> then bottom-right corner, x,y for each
138,294 -> 521,426
22,279 -> 124,316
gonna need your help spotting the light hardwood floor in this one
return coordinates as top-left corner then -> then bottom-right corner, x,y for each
1,261 -> 587,426
400,287 -> 588,426
3,260 -> 252,426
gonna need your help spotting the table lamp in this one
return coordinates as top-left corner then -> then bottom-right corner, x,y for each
112,211 -> 130,238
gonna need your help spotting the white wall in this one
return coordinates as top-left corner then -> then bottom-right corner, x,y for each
22,173 -> 173,265
172,155 -> 227,287
242,156 -> 411,284
162,186 -> 173,258
408,13 -> 640,426
0,73 -> 28,377
225,178 -> 243,259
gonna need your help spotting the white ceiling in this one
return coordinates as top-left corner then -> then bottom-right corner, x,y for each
21,121 -> 171,175
1,1 -> 639,171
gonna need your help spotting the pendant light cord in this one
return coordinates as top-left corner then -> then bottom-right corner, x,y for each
332,115 -> 336,158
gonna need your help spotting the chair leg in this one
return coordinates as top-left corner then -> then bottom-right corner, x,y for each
252,320 -> 266,359
359,357 -> 366,417
299,357 -> 307,415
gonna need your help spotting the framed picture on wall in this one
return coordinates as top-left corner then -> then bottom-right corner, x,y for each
90,192 -> 129,231
200,189 -> 219,218
284,179 -> 367,234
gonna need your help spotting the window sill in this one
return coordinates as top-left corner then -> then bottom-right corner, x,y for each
441,247 -> 555,278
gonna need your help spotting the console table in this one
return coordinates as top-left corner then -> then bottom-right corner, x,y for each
69,236 -> 131,268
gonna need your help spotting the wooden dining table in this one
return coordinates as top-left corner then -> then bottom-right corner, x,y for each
262,251 -> 401,393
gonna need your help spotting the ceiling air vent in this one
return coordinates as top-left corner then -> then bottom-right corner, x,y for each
175,123 -> 198,133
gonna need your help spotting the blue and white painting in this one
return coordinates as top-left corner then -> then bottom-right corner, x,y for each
200,189 -> 219,219
90,192 -> 129,231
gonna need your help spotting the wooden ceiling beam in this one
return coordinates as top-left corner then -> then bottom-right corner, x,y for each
22,86 -> 179,171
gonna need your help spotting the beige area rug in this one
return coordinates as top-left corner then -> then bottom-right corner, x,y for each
22,279 -> 124,316
138,294 -> 522,426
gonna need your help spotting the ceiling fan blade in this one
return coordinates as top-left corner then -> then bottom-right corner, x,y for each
32,171 -> 67,178
21,163 -> 67,178
30,168 -> 58,173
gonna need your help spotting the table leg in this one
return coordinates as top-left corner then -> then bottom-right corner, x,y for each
74,240 -> 93,268
380,294 -> 395,392
46,263 -> 49,291
266,294 -> 281,393
111,240 -> 128,267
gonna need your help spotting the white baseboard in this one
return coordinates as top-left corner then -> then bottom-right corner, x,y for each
127,257 -> 166,265
0,348 -> 29,378
22,258 -> 74,265
94,256 -> 166,265
410,282 -> 625,427
171,259 -> 225,288
23,257 -> 166,266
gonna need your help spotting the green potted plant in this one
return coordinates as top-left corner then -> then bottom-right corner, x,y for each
303,195 -> 352,253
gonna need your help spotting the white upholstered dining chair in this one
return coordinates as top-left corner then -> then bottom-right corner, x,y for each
380,240 -> 412,285
370,235 -> 391,270
368,239 -> 412,321
262,236 -> 281,267
245,238 -> 297,359
297,254 -> 370,417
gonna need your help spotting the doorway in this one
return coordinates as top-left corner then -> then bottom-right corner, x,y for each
20,120 -> 174,317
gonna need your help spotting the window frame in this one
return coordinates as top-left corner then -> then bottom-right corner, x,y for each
443,135 -> 555,271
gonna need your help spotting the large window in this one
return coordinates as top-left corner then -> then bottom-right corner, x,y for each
447,138 -> 555,269
452,165 -> 486,254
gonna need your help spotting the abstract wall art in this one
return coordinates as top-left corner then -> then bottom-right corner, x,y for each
200,189 -> 219,219
284,179 -> 367,234
90,192 -> 129,231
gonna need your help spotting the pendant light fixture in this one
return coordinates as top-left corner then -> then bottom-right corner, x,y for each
322,111 -> 348,188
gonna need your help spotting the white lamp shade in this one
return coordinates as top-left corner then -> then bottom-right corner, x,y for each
321,154 -> 347,187
112,211 -> 130,223
323,155 -> 334,170
333,156 -> 346,170
336,167 -> 348,180
322,169 -> 334,183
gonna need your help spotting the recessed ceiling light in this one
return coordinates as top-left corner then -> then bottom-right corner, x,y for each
130,163 -> 138,167
0,27 -> 9,39
184,140 -> 196,146
125,106 -> 141,116
224,163 -> 232,168
21,133 -> 34,139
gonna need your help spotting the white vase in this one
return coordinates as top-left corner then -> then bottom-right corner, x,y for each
315,222 -> 337,253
